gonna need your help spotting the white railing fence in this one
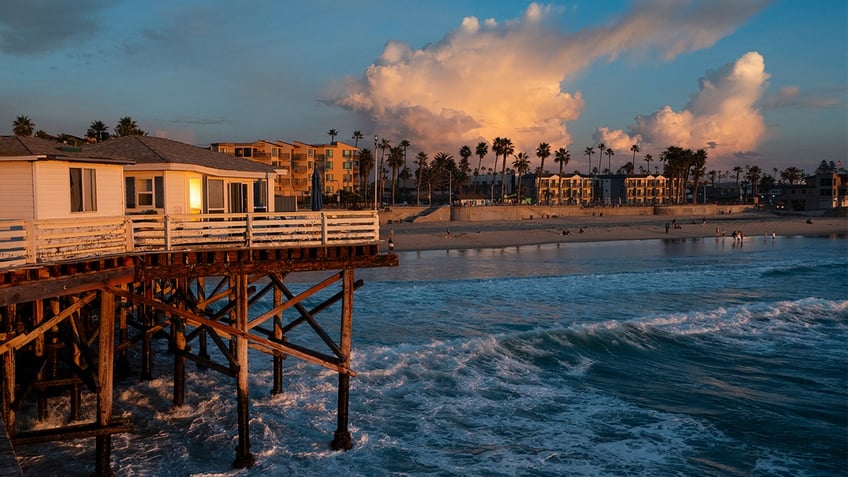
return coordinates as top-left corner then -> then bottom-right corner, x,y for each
0,211 -> 380,269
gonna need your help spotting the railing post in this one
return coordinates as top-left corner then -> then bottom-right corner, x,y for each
321,213 -> 328,245
124,217 -> 134,253
164,215 -> 172,251
245,214 -> 253,248
25,220 -> 36,264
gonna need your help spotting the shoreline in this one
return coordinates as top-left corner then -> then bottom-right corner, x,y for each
382,211 -> 847,252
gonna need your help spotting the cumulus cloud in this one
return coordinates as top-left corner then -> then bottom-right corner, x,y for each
331,0 -> 769,158
596,51 -> 770,168
0,0 -> 116,55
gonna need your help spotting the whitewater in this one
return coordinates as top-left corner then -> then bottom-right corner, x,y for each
18,234 -> 848,476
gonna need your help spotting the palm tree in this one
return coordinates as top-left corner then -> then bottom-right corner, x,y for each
512,152 -> 531,203
459,145 -> 472,191
690,149 -> 707,204
733,165 -> 743,199
35,130 -> 49,139
535,142 -> 551,204
388,145 -> 404,206
400,139 -> 410,170
474,141 -> 488,194
630,144 -> 640,170
415,151 -> 428,205
644,153 -> 653,175
584,146 -> 595,175
554,147 -> 570,204
327,129 -> 338,144
745,165 -> 762,200
597,143 -> 606,172
605,148 -> 615,173
491,138 -> 505,200
114,116 -> 145,136
12,115 -> 35,136
377,138 -> 391,205
431,152 -> 454,203
499,138 -> 514,200
358,148 -> 374,199
86,120 -> 110,142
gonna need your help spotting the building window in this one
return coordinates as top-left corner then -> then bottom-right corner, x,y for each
125,176 -> 164,209
272,148 -> 279,158
208,179 -> 224,213
343,162 -> 352,170
343,150 -> 352,157
325,149 -> 333,158
70,167 -> 97,212
326,162 -> 333,170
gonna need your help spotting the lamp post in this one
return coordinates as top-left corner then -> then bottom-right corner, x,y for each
373,135 -> 378,210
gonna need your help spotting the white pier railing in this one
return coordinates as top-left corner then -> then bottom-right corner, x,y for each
0,211 -> 380,269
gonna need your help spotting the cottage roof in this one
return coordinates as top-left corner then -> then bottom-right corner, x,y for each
85,136 -> 274,173
0,135 -> 133,164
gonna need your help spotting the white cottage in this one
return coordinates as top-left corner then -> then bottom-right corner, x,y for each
84,136 -> 276,215
0,135 -> 131,220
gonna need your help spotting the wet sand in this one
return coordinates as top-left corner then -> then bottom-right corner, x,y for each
383,212 -> 847,252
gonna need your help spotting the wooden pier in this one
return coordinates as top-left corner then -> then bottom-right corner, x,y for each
0,211 -> 396,475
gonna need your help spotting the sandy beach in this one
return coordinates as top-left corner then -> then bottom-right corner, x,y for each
383,211 -> 847,252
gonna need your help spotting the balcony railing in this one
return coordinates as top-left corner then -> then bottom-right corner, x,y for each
0,211 -> 380,270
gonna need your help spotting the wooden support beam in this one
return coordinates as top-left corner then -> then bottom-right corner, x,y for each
232,274 -> 255,469
331,268 -> 355,451
95,290 -> 115,477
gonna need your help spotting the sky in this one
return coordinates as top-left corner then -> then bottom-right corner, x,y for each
1,0 -> 845,175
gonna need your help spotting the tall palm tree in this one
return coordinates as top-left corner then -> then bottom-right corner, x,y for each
597,143 -> 606,172
554,147 -> 570,204
630,144 -> 640,170
114,116 -> 145,136
512,152 -> 531,203
499,138 -> 514,200
351,131 -> 364,193
535,142 -> 551,204
491,137 -> 505,199
400,139 -> 410,170
327,129 -> 338,144
733,165 -> 743,199
431,152 -> 454,202
86,120 -> 110,142
12,115 -> 35,136
745,165 -> 762,200
459,144 -> 472,193
690,149 -> 707,204
474,141 -> 488,194
644,153 -> 653,175
358,148 -> 374,198
415,151 -> 428,205
605,148 -> 615,173
584,146 -> 595,175
377,138 -> 391,205
388,145 -> 404,206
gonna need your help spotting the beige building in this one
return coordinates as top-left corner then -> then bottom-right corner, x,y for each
624,175 -> 674,205
538,174 -> 594,205
214,140 -> 359,206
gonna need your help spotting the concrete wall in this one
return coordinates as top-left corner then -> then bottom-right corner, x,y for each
379,204 -> 755,224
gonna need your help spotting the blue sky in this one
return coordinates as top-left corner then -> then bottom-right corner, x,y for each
1,0 -> 845,174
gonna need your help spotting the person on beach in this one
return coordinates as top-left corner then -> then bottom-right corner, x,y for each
665,222 -> 670,234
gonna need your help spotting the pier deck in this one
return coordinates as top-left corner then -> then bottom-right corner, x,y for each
0,212 -> 396,475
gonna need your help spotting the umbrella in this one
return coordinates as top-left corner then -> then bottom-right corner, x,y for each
311,168 -> 323,211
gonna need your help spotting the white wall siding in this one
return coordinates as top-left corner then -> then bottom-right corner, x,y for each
0,161 -> 35,219
34,160 -> 125,219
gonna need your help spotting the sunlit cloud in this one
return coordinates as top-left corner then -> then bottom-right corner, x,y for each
331,0 -> 769,158
597,51 -> 770,169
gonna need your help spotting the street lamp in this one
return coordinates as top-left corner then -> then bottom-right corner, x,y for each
373,135 -> 378,210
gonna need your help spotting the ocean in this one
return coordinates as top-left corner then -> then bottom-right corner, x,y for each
19,234 -> 848,476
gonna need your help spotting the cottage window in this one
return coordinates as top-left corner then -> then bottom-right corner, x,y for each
125,176 -> 164,209
207,179 -> 224,213
70,167 -> 97,212
253,180 -> 267,212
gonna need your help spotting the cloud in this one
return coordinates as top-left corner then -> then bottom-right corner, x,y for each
0,0 -> 116,55
330,0 -> 769,158
596,51 -> 771,169
762,85 -> 842,109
